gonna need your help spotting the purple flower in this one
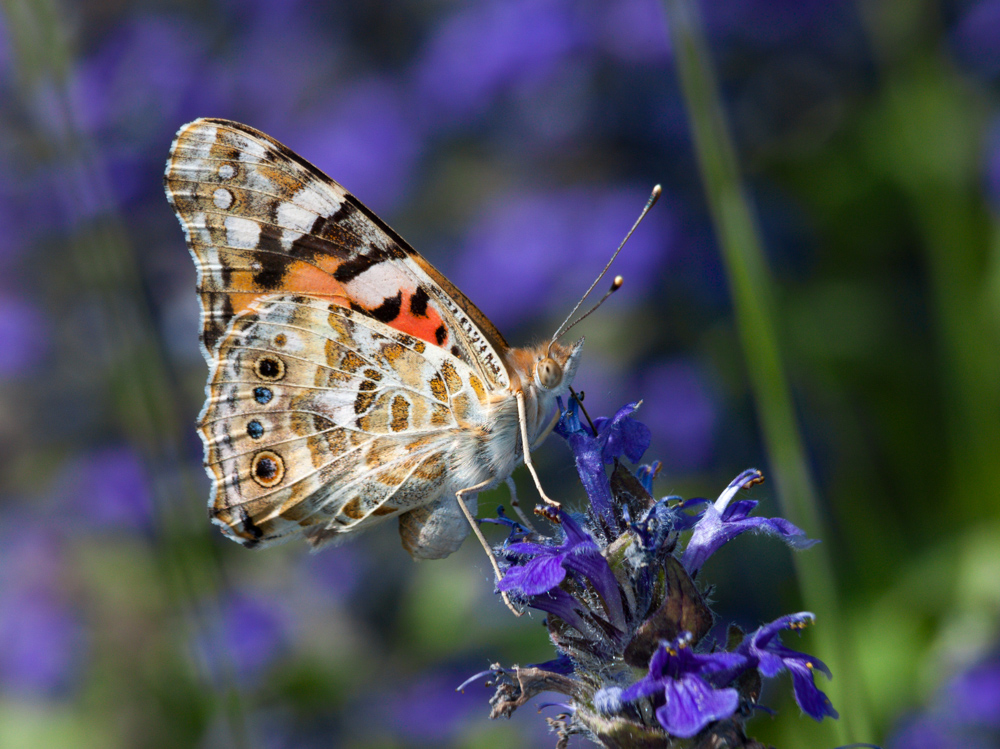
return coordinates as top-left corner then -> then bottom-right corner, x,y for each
553,397 -> 616,525
681,468 -> 816,575
592,402 -> 652,465
615,632 -> 747,738
0,525 -> 84,699
0,13 -> 10,80
888,650 -> 1000,749
498,510 -> 626,634
700,0 -> 833,48
592,0 -> 672,62
287,77 -> 420,213
0,294 -> 48,378
71,15 -> 219,140
384,671 -> 483,744
0,589 -> 84,698
952,1 -> 1000,80
638,359 -> 719,473
222,2 -> 341,135
411,0 -> 589,127
472,403 -> 836,743
943,654 -> 1000,729
301,544 -> 367,602
61,447 -> 154,531
549,398 -> 651,530
63,15 -> 223,211
983,115 -> 1000,213
738,613 -> 837,722
635,461 -> 662,495
201,593 -> 288,683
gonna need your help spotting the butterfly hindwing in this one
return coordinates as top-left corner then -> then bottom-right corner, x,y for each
201,295 -> 492,548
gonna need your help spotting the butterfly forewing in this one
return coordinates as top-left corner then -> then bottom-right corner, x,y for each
165,118 -> 509,390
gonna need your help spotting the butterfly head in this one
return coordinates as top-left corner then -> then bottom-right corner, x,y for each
534,337 -> 584,395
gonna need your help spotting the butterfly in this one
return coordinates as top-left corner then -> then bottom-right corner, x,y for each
164,118 -> 591,568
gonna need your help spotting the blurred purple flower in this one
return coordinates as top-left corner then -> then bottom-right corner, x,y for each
593,0 -> 672,62
71,15 -> 218,140
701,0 -> 833,47
0,294 -> 48,378
411,0 -> 590,127
301,544 -> 367,601
0,194 -> 33,271
0,525 -> 84,699
61,447 -> 154,532
384,672 -> 481,744
952,1 -> 1000,80
888,651 -> 1000,749
983,115 -> 1000,213
219,0 -> 315,28
206,593 -> 289,683
60,15 -> 225,211
0,13 -> 9,83
450,185 -> 674,331
944,655 -> 1000,729
0,589 -> 84,698
638,359 -> 718,473
288,77 -> 420,212
225,22 -> 341,135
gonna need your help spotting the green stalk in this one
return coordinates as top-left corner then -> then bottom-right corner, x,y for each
662,0 -> 870,742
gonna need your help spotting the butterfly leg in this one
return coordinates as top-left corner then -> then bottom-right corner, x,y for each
455,479 -> 523,617
505,476 -> 538,533
516,391 -> 560,507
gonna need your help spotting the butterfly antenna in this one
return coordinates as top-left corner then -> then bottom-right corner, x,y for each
550,184 -> 662,345
553,275 -> 623,345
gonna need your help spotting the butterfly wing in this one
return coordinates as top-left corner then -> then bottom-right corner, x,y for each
164,119 -> 508,548
199,294 -> 492,548
165,118 -> 511,389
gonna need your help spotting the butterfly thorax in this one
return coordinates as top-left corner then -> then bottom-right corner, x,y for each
454,338 -> 584,483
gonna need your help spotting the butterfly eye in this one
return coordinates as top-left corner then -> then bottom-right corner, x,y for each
536,357 -> 563,390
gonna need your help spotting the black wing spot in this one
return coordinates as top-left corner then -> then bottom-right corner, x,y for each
334,252 -> 384,283
451,345 -> 461,358
368,291 -> 404,323
237,507 -> 264,545
435,325 -> 447,345
410,287 -> 430,317
250,246 -> 288,290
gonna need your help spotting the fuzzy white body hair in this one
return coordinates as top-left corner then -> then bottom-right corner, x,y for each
399,338 -> 584,559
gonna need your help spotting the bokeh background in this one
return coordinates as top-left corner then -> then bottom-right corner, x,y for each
2,0 -> 1000,747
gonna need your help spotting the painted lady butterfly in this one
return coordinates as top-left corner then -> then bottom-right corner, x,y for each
164,118 -> 597,568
